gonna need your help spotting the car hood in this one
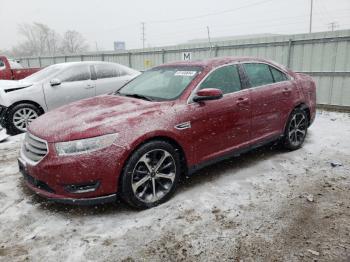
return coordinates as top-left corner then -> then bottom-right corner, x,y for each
0,80 -> 33,92
29,95 -> 170,143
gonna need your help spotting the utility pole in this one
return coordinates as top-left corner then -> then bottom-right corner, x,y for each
141,22 -> 146,49
328,22 -> 339,31
309,0 -> 313,33
207,26 -> 212,49
207,26 -> 213,57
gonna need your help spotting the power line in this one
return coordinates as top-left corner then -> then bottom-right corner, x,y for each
314,0 -> 330,24
319,0 -> 334,21
146,0 -> 275,24
146,13 -> 350,43
82,7 -> 350,35
147,12 -> 349,41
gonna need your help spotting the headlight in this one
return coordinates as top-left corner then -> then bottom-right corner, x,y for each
55,133 -> 118,156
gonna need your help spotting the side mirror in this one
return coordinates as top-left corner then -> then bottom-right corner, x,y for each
50,78 -> 61,87
193,88 -> 223,102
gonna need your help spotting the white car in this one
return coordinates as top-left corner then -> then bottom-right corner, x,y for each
0,61 -> 140,134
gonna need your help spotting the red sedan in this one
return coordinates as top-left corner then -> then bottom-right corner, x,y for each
18,57 -> 316,209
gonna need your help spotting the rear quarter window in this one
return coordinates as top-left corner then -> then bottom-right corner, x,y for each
270,66 -> 288,82
95,64 -> 118,79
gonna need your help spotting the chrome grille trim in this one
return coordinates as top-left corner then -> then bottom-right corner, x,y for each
21,132 -> 48,165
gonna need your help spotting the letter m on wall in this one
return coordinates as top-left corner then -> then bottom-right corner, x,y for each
182,52 -> 192,61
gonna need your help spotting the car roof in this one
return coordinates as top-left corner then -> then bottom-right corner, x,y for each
52,61 -> 120,68
156,56 -> 278,70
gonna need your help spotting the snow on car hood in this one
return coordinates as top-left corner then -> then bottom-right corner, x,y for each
28,95 -> 170,143
0,80 -> 33,92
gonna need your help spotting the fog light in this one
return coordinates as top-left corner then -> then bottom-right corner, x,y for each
65,181 -> 100,194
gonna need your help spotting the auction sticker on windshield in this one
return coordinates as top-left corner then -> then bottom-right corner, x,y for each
174,71 -> 197,76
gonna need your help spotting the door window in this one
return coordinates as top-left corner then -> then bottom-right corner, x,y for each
199,65 -> 241,94
243,63 -> 274,87
270,66 -> 288,82
60,65 -> 91,82
95,64 -> 118,79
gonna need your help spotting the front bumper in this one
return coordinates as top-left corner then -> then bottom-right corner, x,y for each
18,142 -> 128,205
0,105 -> 7,127
23,173 -> 117,205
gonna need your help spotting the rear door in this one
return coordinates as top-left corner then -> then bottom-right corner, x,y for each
94,63 -> 132,95
269,65 -> 295,127
43,64 -> 96,110
189,64 -> 251,163
242,63 -> 284,143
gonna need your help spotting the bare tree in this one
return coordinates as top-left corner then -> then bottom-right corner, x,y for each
11,23 -> 89,57
12,22 -> 61,57
60,30 -> 89,54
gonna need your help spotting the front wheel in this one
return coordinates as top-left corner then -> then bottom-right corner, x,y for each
5,103 -> 41,135
282,108 -> 309,150
120,141 -> 181,209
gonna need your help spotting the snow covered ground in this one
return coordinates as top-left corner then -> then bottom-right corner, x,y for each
0,110 -> 349,262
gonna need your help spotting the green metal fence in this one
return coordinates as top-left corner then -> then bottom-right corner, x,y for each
17,29 -> 350,107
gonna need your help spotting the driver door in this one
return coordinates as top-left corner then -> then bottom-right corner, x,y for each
189,65 -> 251,164
43,64 -> 96,110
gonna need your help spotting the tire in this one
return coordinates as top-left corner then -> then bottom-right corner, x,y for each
5,103 -> 42,135
120,140 -> 181,209
282,108 -> 309,150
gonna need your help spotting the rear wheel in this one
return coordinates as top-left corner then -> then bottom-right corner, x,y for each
5,103 -> 41,135
283,108 -> 309,150
120,140 -> 181,209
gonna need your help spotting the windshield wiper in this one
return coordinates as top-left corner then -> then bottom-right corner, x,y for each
121,93 -> 153,101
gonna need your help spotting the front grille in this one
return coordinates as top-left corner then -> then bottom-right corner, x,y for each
23,132 -> 48,163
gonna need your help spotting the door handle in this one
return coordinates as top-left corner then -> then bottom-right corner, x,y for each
85,85 -> 94,89
282,88 -> 291,95
236,97 -> 249,106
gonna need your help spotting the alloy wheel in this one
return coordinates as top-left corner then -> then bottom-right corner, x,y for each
131,149 -> 176,203
13,108 -> 38,132
288,112 -> 307,147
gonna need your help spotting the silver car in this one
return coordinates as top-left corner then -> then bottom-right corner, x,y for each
0,61 -> 140,134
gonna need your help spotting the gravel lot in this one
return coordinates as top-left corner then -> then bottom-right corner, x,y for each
0,110 -> 349,262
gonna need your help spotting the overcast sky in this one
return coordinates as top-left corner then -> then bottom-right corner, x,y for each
0,0 -> 349,51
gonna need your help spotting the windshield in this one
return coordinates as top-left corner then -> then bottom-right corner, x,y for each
118,66 -> 202,101
24,64 -> 64,82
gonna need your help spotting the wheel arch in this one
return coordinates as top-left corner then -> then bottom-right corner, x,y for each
294,102 -> 311,125
117,134 -> 189,190
283,102 -> 311,132
6,100 -> 46,115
